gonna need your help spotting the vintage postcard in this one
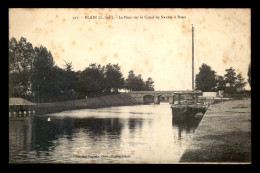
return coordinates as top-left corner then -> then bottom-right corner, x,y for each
9,8 -> 251,164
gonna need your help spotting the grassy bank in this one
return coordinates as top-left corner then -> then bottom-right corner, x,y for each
180,99 -> 251,163
35,93 -> 140,115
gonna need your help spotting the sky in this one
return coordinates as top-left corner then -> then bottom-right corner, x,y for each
9,8 -> 251,90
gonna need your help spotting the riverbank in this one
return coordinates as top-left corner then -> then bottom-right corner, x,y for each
180,99 -> 251,163
35,93 -> 140,115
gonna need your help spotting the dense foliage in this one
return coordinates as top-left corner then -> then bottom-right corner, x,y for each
9,37 -> 155,102
195,63 -> 248,93
195,64 -> 217,92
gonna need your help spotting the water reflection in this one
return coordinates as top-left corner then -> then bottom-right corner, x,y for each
32,118 -> 75,150
9,103 -> 203,163
172,116 -> 202,140
74,118 -> 124,140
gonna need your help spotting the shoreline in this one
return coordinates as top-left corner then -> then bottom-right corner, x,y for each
35,93 -> 141,115
179,99 -> 251,163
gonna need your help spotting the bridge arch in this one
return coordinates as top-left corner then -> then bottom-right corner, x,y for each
143,94 -> 154,104
142,94 -> 162,104
160,94 -> 169,102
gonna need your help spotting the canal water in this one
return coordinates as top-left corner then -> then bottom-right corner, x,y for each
9,103 -> 203,163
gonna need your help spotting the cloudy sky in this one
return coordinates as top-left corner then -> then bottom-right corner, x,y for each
9,8 -> 251,90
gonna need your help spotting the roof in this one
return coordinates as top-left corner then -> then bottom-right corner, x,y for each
9,98 -> 36,106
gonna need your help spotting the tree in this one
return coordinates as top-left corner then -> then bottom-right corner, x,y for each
75,70 -> 87,99
104,63 -> 124,94
125,70 -> 136,91
235,73 -> 247,91
224,67 -> 237,87
125,70 -> 154,91
50,65 -> 65,101
215,75 -> 226,91
9,37 -> 75,102
76,64 -> 105,98
144,77 -> 155,91
62,61 -> 76,100
134,74 -> 146,91
31,46 -> 55,102
9,37 -> 36,98
195,63 -> 217,91
248,63 -> 251,87
224,67 -> 237,93
9,37 -> 156,101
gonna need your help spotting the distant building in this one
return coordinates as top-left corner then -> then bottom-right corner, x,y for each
9,98 -> 36,118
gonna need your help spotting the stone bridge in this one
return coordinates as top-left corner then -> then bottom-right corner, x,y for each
128,90 -> 203,104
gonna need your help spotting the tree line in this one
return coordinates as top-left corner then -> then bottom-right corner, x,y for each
195,63 -> 251,93
9,37 -> 155,103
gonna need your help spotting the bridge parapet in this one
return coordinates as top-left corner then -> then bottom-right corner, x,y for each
128,90 -> 203,104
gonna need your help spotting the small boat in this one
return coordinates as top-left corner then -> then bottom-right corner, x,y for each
171,102 -> 208,117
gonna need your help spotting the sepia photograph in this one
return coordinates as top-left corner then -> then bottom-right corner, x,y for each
9,8 -> 251,164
